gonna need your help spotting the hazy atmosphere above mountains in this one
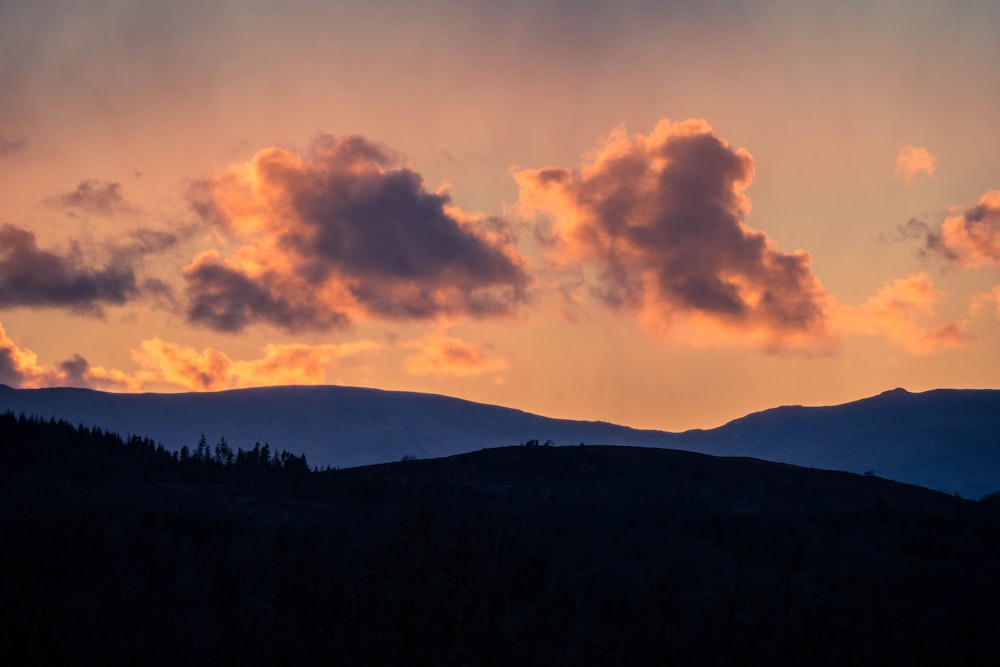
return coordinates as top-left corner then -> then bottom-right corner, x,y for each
1,0 -> 998,431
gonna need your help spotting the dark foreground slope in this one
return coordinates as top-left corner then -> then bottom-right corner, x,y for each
0,384 -> 997,497
3,415 -> 1000,666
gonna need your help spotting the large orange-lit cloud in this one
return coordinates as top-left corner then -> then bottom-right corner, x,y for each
894,144 -> 936,185
403,331 -> 509,378
185,134 -> 530,333
839,273 -> 969,355
0,223 -> 138,313
516,119 -> 836,353
902,190 -> 1000,269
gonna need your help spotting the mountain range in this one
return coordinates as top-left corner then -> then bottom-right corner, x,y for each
0,383 -> 997,498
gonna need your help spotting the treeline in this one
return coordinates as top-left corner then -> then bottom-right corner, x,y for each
0,411 -> 311,493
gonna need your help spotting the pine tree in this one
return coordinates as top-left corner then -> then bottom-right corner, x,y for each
215,437 -> 233,465
195,434 -> 209,462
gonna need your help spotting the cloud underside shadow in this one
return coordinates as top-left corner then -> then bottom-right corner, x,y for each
0,224 -> 137,314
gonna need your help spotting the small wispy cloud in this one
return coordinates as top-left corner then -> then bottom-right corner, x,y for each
46,179 -> 140,217
971,285 -> 1000,320
403,330 -> 509,378
839,273 -> 970,355
894,144 -> 936,185
0,134 -> 27,158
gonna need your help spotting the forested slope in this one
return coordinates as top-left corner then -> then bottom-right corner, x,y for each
3,413 -> 1000,665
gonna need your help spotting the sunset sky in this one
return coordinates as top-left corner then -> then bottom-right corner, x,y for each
1,0 -> 998,432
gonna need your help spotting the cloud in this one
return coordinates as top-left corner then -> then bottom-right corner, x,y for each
46,179 -> 139,217
403,331 -> 509,378
54,354 -> 93,387
894,144 -> 936,185
896,218 -> 941,253
515,119 -> 836,354
0,134 -> 26,158
839,273 -> 969,355
0,321 -> 383,391
0,322 -> 128,389
937,190 -> 1000,269
902,190 -> 1000,269
129,338 -> 383,391
0,223 -> 138,313
113,227 -> 183,260
0,322 -> 49,387
971,285 -> 1000,320
184,134 -> 530,333
183,251 -> 350,333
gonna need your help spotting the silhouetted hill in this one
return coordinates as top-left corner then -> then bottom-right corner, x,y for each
0,384 -> 997,497
357,443 -> 966,516
674,387 -> 1000,498
3,415 -> 999,665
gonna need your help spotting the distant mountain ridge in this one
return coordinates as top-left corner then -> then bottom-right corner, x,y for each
0,383 -> 997,498
674,387 -> 1000,498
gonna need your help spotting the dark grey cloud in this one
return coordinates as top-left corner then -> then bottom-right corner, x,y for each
0,223 -> 138,313
55,354 -> 91,387
185,134 -> 530,333
46,179 -> 138,217
184,260 -> 349,333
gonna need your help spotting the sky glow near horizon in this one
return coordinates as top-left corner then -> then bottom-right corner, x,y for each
0,0 -> 998,431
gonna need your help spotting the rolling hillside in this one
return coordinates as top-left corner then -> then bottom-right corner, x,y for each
0,383 -> 997,497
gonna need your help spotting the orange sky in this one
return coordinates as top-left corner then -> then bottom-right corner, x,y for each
0,0 -> 998,431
